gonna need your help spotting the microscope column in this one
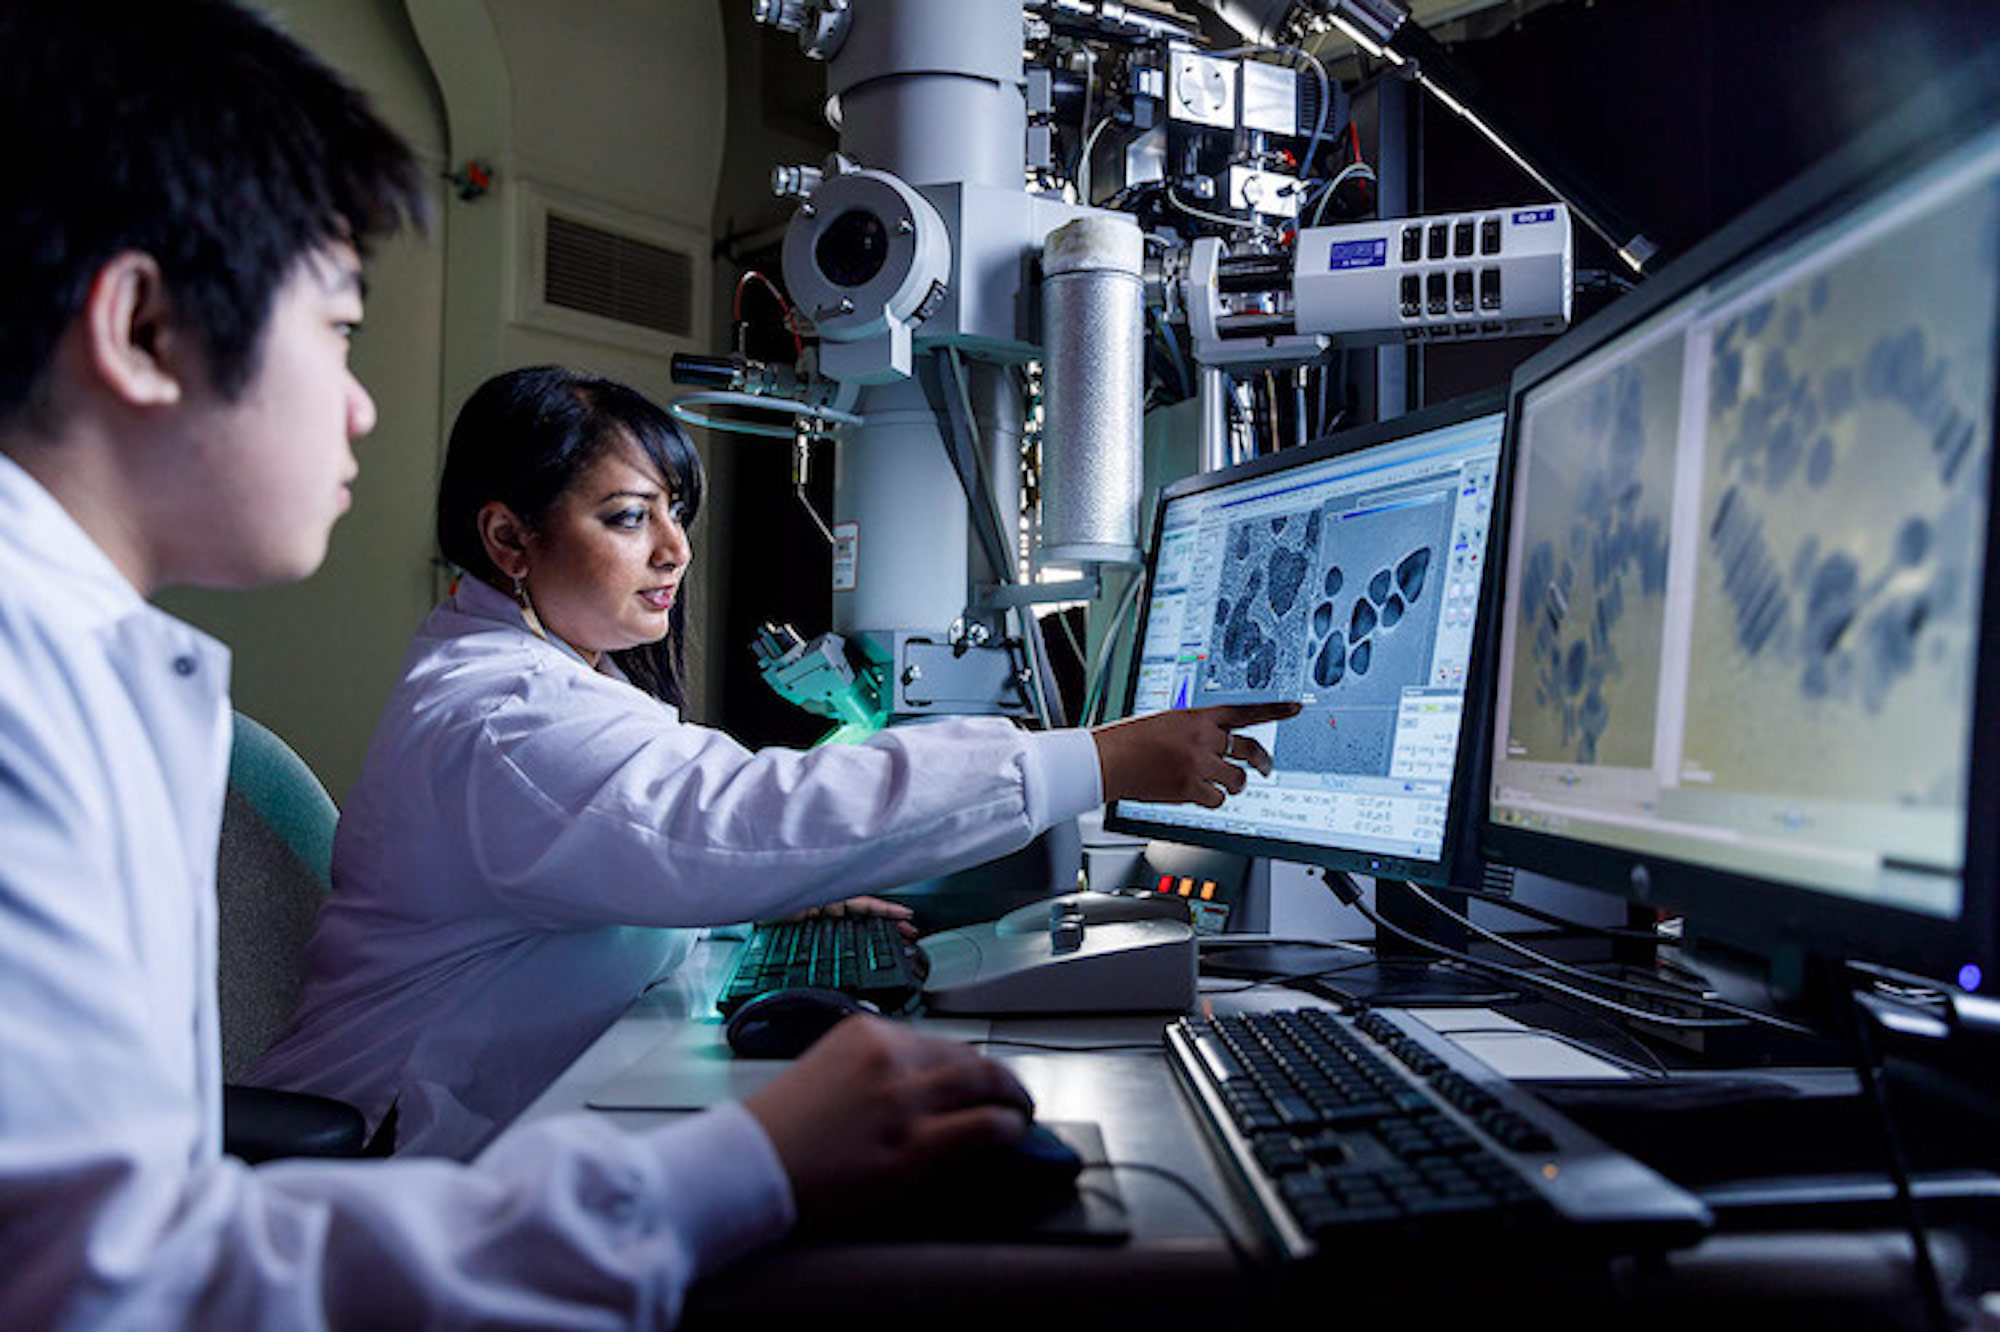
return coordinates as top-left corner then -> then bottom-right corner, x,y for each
824,0 -> 1026,653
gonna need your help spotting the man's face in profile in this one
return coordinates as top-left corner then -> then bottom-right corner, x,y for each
165,242 -> 376,589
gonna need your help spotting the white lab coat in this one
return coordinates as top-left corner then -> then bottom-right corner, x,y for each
251,575 -> 1102,1159
0,453 -> 792,1327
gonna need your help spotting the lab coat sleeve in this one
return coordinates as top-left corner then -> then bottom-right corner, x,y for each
5,1097 -> 791,1328
464,671 -> 1105,927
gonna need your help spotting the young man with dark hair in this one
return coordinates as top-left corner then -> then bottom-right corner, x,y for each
0,0 -> 1294,1319
0,3 -> 1043,1322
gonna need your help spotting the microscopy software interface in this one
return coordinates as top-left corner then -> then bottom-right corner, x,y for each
1489,124 -> 2000,919
1123,412 -> 1505,863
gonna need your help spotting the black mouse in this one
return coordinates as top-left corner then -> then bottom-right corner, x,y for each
724,986 -> 879,1059
985,1122 -> 1086,1216
876,1122 -> 1085,1235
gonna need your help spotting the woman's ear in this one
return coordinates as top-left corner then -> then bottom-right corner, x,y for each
476,501 -> 533,581
84,252 -> 186,408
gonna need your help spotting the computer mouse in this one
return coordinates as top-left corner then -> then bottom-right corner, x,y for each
889,1122 -> 1086,1233
724,986 -> 879,1059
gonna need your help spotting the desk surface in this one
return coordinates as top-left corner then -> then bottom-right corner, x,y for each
506,937 -> 1994,1331
513,939 -> 1265,1326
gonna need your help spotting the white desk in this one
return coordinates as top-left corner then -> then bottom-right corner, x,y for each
504,937 -> 1985,1330
509,937 -> 1269,1328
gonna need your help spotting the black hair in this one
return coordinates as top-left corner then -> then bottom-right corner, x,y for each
0,0 -> 427,426
437,366 -> 706,707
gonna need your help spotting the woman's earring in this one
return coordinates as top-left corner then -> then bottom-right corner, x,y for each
513,574 -> 550,642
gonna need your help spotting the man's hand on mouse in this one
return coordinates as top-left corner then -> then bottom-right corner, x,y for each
1091,700 -> 1301,808
741,1016 -> 1031,1226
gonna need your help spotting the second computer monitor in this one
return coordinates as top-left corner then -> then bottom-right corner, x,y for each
1484,68 -> 2000,990
1107,391 -> 1508,886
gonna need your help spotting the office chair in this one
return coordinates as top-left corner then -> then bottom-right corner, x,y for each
216,712 -> 372,1163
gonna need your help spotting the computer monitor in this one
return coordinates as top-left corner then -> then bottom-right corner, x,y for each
1483,60 -> 2000,997
1106,390 -> 1508,890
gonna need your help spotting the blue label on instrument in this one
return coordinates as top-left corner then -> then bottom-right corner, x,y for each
1327,238 -> 1388,270
1512,207 -> 1557,225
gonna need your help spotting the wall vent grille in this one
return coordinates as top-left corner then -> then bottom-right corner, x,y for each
543,213 -> 693,338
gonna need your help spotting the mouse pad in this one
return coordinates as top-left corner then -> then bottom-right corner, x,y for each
813,1122 -> 1130,1248
585,1016 -> 996,1112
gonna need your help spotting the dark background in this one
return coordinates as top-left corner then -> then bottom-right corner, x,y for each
1409,0 -> 2000,402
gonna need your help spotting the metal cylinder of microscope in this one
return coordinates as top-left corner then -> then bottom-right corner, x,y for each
1039,214 -> 1145,566
832,378 -> 972,636
826,0 -> 1026,190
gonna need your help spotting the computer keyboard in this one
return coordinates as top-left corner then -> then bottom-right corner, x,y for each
716,915 -> 924,1017
1168,1006 -> 1711,1261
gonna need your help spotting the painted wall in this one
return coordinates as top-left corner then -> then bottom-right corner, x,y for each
160,0 -> 726,800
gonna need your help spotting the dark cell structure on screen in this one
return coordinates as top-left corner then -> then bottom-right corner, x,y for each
1277,489 -> 1453,777
1508,340 -> 1679,768
1206,507 -> 1322,695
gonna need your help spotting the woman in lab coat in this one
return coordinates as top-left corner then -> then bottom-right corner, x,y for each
252,366 -> 1292,1159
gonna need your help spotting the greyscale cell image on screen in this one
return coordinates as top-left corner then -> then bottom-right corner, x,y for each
1279,490 -> 1454,776
1200,485 -> 1454,778
1507,338 -> 1680,767
1680,178 -> 2000,807
1205,507 -> 1322,695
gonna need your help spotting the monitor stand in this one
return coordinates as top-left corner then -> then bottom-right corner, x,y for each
1315,878 -> 1521,1006
1299,957 -> 1520,1007
1204,878 -> 1520,1007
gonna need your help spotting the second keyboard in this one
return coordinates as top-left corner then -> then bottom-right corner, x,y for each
716,915 -> 923,1017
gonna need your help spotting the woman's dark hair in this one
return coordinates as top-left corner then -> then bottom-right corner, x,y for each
437,366 -> 706,707
0,0 -> 427,426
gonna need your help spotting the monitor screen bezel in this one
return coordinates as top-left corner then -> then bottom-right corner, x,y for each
1105,387 -> 1511,889
1478,60 -> 2000,986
